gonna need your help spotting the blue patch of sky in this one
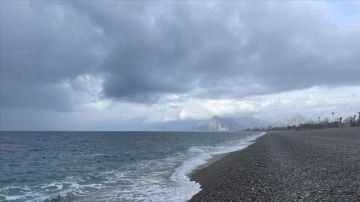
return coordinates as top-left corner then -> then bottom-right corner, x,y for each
325,1 -> 360,24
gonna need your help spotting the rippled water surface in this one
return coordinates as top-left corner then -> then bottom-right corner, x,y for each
0,131 -> 263,201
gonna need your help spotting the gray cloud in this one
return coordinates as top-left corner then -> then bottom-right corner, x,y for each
0,1 -> 105,110
1,1 -> 360,111
72,1 -> 360,102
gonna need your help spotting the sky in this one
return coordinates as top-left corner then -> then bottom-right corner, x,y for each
1,1 -> 360,130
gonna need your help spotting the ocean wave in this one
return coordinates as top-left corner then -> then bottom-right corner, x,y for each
0,131 -> 265,202
89,132 -> 265,202
0,176 -> 106,202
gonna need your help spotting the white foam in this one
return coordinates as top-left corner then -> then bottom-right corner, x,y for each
86,132 -> 265,202
167,132 -> 266,201
0,176 -> 108,202
41,182 -> 63,190
0,132 -> 265,202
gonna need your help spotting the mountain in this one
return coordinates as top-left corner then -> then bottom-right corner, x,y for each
234,116 -> 269,129
196,116 -> 244,131
141,115 -> 268,131
272,113 -> 308,127
148,119 -> 201,131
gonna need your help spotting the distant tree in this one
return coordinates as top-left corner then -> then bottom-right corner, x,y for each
338,117 -> 343,128
344,116 -> 354,126
332,112 -> 335,122
323,117 -> 330,124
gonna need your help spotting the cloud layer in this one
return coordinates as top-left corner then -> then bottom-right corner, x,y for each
1,1 -> 360,130
75,1 -> 360,102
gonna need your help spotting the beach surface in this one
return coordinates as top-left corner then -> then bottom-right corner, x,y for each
189,128 -> 360,201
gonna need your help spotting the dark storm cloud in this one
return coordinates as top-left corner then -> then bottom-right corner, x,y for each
0,1 -> 105,110
69,1 -> 204,102
1,1 -> 360,109
71,1 -> 360,102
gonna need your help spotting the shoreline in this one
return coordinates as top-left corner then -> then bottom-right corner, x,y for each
187,132 -> 265,178
187,152 -> 229,178
189,128 -> 360,201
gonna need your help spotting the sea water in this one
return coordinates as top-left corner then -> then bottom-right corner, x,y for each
0,131 -> 264,201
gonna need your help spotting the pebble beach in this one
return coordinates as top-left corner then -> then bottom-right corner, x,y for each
189,128 -> 360,201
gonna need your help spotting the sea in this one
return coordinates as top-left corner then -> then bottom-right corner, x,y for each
0,131 -> 264,202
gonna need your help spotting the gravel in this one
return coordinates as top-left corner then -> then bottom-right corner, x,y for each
189,128 -> 360,201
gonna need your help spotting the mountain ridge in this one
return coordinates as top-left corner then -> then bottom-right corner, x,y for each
196,116 -> 244,131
